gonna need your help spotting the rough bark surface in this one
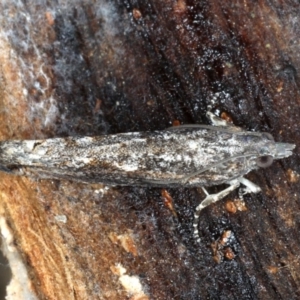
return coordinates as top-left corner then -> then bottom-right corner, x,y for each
0,0 -> 299,299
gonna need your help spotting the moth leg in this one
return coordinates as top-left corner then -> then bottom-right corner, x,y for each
206,111 -> 233,127
193,180 -> 240,244
193,177 -> 262,245
238,177 -> 261,199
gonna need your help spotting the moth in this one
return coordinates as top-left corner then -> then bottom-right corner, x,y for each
0,112 -> 295,243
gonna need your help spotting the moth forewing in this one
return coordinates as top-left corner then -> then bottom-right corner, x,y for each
0,124 -> 294,187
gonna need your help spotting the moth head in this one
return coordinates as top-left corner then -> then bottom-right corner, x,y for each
256,155 -> 274,168
256,132 -> 295,168
255,133 -> 274,168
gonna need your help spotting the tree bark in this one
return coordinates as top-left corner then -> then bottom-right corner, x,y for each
0,1 -> 299,299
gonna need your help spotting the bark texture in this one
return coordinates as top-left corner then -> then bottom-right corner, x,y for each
0,0 -> 299,299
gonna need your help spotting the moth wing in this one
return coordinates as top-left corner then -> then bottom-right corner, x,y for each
165,124 -> 244,134
141,152 -> 257,186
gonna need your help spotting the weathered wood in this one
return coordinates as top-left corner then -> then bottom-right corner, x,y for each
0,0 -> 299,299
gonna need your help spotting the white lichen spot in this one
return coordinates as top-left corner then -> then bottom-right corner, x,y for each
0,217 -> 38,300
22,88 -> 28,96
119,274 -> 143,295
94,186 -> 110,197
111,263 -> 148,298
54,215 -> 67,223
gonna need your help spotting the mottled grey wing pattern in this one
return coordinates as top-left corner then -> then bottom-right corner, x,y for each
0,125 -> 288,186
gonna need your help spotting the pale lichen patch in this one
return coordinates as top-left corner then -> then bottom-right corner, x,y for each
111,263 -> 149,299
0,217 -> 38,300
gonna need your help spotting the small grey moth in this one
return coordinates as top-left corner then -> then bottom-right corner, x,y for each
0,112 -> 295,244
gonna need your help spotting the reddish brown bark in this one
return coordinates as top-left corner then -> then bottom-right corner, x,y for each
0,1 -> 299,299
